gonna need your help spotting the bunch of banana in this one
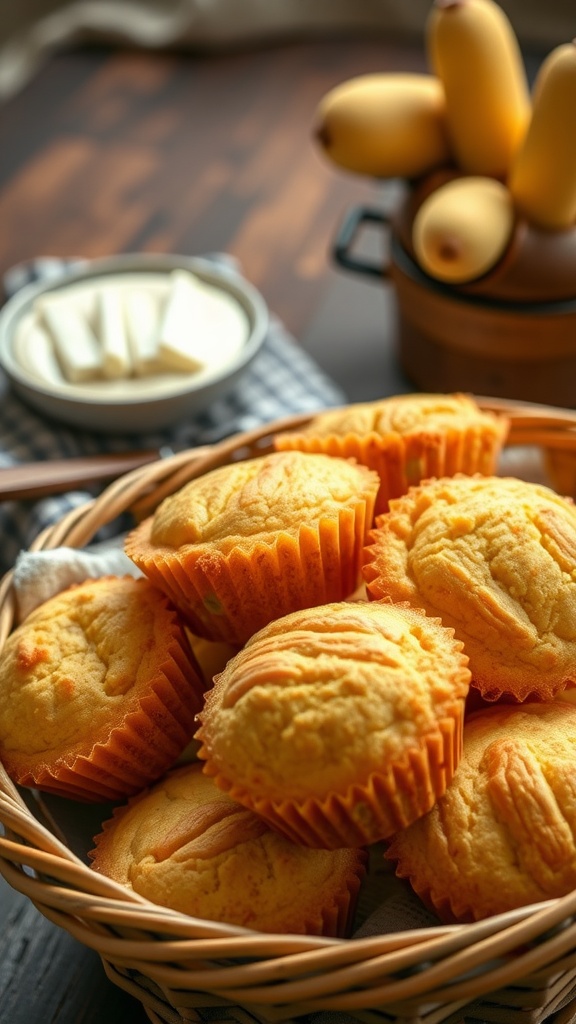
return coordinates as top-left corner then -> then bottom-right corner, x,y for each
314,0 -> 576,285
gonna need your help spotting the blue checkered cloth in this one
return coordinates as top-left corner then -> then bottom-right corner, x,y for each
0,256 -> 346,575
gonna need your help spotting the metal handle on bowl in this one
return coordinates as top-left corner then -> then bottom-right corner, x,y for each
332,206 -> 392,280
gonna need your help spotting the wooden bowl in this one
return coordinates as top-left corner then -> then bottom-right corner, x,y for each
390,238 -> 576,406
333,189 -> 576,408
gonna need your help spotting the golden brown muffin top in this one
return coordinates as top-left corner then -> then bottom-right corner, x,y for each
280,393 -> 507,440
195,600 -> 470,801
0,575 -> 184,760
387,702 -> 576,922
149,450 -> 378,551
364,474 -> 576,701
90,762 -> 363,934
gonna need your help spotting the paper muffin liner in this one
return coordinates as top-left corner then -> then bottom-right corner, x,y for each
126,497 -> 375,646
468,676 -> 570,705
11,631 -> 206,803
200,710 -> 463,850
309,850 -> 368,937
385,857 -> 475,925
274,424 -> 506,515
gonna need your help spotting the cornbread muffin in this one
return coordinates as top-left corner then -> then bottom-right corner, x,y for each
273,393 -> 509,514
195,600 -> 471,849
363,474 -> 576,702
90,762 -> 366,936
125,450 -> 379,646
0,576 -> 206,802
387,702 -> 576,922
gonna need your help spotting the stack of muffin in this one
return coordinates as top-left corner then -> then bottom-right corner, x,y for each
2,392 -> 576,932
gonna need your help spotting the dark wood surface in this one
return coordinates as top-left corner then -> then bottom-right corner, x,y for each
0,36 -> 427,406
0,33 -> 552,1024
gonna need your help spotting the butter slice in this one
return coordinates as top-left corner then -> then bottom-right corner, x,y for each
97,287 -> 132,379
124,289 -> 163,377
14,318 -> 63,385
157,270 -> 213,373
35,295 -> 102,383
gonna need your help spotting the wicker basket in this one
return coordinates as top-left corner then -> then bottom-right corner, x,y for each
3,399 -> 576,1024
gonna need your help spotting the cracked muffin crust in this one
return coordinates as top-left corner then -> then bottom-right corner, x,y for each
90,762 -> 366,936
195,600 -> 471,849
125,450 -> 379,645
363,474 -> 576,702
273,392 -> 509,514
0,575 -> 205,801
386,701 -> 576,922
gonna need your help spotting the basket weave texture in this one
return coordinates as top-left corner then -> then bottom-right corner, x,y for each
3,399 -> 576,1024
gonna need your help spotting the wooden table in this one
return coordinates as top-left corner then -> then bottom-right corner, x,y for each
0,34 -> 551,1024
0,36 -> 426,407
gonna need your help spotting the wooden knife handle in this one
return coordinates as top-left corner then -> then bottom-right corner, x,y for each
0,450 -> 161,502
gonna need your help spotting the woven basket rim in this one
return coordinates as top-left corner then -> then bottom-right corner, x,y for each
3,395 -> 576,1023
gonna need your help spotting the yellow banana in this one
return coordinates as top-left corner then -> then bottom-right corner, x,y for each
426,0 -> 531,178
412,175 -> 515,283
313,73 -> 451,179
508,41 -> 576,230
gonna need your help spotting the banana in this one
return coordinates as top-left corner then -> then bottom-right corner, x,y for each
313,72 -> 451,179
508,41 -> 576,230
426,0 -> 530,178
412,175 -> 515,283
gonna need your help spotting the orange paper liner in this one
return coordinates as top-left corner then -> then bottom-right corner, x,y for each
386,858 -> 477,925
275,424 -> 506,515
310,850 -> 368,938
468,675 -> 574,704
9,643 -> 206,803
126,496 -> 375,646
201,710 -> 464,850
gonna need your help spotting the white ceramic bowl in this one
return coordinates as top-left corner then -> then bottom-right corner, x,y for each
0,253 -> 268,433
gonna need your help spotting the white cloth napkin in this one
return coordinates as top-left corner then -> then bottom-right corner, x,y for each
12,538 -> 138,621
